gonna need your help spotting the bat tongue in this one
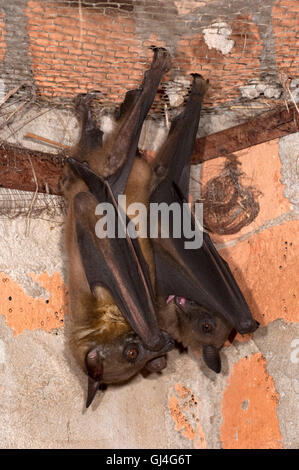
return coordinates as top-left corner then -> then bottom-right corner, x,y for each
166,295 -> 175,304
166,295 -> 186,307
86,377 -> 100,408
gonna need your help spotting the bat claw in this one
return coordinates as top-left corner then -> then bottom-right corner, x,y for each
150,46 -> 171,74
190,73 -> 209,96
73,92 -> 101,115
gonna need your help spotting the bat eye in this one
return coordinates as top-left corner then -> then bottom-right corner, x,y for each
202,321 -> 214,334
124,345 -> 139,362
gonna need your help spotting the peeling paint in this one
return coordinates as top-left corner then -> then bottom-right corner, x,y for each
169,383 -> 207,449
0,271 -> 67,335
279,133 -> 299,215
251,320 -> 299,449
164,76 -> 190,108
0,217 -> 65,298
0,0 -> 298,450
240,79 -> 282,100
203,22 -> 235,55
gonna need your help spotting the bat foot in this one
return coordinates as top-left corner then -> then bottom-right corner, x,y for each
150,46 -> 171,74
190,73 -> 209,97
73,92 -> 102,117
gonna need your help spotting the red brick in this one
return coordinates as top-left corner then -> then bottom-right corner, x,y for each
29,44 -> 46,53
81,42 -> 99,51
50,32 -> 69,42
34,38 -> 51,47
52,16 -> 78,28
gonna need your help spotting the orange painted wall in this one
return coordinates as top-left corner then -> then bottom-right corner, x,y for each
220,353 -> 283,449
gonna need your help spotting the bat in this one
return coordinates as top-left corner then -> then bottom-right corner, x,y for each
65,56 -> 258,398
62,47 -> 174,408
147,73 -> 259,373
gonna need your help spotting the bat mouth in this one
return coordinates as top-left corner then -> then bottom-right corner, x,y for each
144,336 -> 174,373
145,356 -> 167,372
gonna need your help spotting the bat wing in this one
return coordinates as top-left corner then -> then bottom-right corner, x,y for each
70,161 -> 164,351
153,183 -> 257,334
150,75 -> 257,334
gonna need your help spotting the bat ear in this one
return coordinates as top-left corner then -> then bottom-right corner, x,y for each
85,348 -> 104,408
86,377 -> 100,408
202,345 -> 221,373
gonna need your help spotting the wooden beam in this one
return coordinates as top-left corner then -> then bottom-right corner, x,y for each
0,104 -> 298,195
0,143 -> 64,195
192,103 -> 299,163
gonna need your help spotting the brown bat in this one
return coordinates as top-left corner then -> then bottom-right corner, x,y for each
148,73 -> 259,373
62,47 -> 174,408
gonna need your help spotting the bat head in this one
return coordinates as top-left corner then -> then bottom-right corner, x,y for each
84,330 -> 174,407
159,296 -> 234,374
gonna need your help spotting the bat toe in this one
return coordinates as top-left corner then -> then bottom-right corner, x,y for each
190,73 -> 209,96
150,46 -> 171,73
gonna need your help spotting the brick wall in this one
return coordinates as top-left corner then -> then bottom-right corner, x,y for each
0,11 -> 6,62
0,0 -> 297,112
